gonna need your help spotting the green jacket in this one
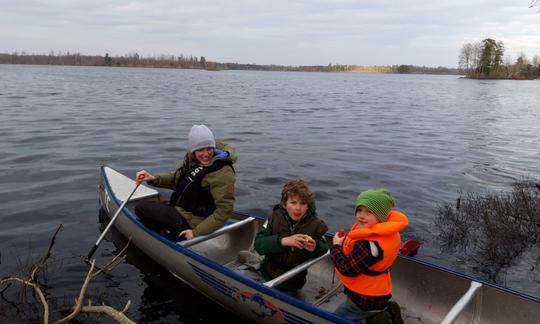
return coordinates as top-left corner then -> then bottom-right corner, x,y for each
254,203 -> 328,291
149,141 -> 237,236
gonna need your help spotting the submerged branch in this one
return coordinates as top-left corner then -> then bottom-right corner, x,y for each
0,277 -> 49,324
1,225 -> 134,324
80,303 -> 135,324
54,259 -> 96,323
31,224 -> 63,281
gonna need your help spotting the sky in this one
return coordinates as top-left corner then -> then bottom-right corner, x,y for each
1,0 -> 539,68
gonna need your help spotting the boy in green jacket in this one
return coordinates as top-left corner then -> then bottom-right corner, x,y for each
254,179 -> 328,292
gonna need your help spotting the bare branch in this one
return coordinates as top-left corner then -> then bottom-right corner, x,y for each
2,227 -> 135,324
91,237 -> 131,277
1,277 -> 49,324
121,300 -> 131,313
0,280 -> 12,294
31,224 -> 63,281
54,259 -> 96,324
80,304 -> 135,324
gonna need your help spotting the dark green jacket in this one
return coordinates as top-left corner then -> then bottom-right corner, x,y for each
149,141 -> 236,236
254,203 -> 328,291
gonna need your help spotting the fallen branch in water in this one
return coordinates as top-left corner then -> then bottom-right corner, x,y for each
0,224 -> 63,324
31,224 -> 63,281
0,225 -> 134,324
80,302 -> 133,323
54,258 -> 134,324
0,276 -> 49,324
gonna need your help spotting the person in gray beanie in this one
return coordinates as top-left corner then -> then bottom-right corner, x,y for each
134,124 -> 237,240
188,124 -> 216,154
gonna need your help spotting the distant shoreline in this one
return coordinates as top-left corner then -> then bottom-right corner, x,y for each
0,52 -> 461,75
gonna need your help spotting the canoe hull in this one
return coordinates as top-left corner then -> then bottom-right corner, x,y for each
99,166 -> 345,323
98,165 -> 540,324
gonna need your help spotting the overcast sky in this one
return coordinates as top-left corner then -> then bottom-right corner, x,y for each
1,1 -> 539,67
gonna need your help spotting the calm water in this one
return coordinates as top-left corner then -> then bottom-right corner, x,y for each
1,64 -> 539,322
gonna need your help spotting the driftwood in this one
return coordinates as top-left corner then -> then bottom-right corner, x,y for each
0,224 -> 134,324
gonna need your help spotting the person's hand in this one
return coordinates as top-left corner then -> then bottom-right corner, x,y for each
136,170 -> 155,182
179,229 -> 194,240
281,234 -> 313,251
333,231 -> 345,246
303,237 -> 316,252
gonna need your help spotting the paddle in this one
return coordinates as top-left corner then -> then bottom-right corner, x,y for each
86,174 -> 145,261
399,239 -> 421,256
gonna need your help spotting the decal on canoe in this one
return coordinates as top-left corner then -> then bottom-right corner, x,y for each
189,262 -> 285,322
104,188 -> 111,214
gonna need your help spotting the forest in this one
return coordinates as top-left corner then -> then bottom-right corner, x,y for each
459,38 -> 540,79
0,51 -> 459,75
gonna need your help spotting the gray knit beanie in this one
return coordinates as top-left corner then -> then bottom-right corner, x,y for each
188,124 -> 215,152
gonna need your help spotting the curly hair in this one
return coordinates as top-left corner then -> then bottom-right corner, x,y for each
281,179 -> 315,205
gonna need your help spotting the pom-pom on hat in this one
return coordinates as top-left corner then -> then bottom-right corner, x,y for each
188,124 -> 215,153
355,188 -> 395,222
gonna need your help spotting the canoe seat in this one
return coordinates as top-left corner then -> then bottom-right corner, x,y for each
104,166 -> 159,202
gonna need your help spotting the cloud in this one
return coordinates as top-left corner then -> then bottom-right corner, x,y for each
0,0 -> 539,67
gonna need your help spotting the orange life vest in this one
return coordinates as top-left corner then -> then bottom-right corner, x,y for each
336,210 -> 409,296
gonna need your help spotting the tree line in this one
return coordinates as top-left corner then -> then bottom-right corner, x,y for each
459,38 -> 540,79
0,51 -> 459,75
220,62 -> 458,74
0,51 -> 217,70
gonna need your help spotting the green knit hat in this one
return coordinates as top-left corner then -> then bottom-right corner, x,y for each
355,188 -> 395,222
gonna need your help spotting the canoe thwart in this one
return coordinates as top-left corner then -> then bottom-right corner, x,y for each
264,251 -> 330,288
180,217 -> 256,248
441,281 -> 483,324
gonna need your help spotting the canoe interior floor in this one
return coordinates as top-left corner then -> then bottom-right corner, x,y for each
223,256 -> 347,312
224,256 -> 419,323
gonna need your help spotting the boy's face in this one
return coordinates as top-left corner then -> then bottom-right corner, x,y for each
285,195 -> 309,221
355,206 -> 380,228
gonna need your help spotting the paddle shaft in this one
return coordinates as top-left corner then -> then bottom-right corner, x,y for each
87,179 -> 141,260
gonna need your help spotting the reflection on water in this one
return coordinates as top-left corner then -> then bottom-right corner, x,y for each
0,64 -> 539,322
100,210 -> 238,323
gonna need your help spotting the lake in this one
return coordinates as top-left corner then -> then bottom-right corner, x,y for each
1,64 -> 539,322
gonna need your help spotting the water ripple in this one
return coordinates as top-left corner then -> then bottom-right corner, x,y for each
0,65 -> 539,319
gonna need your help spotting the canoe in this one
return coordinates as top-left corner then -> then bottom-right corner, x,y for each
98,165 -> 540,323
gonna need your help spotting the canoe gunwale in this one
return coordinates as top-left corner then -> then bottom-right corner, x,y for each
396,253 -> 540,304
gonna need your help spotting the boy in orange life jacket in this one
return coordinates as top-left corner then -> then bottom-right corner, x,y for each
330,189 -> 408,323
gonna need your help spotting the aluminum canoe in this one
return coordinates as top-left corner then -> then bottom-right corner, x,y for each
98,165 -> 540,323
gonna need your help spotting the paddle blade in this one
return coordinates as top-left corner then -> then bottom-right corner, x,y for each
400,239 -> 421,256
